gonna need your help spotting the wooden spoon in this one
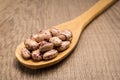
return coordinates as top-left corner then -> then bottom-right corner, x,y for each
15,0 -> 117,69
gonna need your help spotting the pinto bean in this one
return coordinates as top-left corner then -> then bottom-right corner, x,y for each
57,41 -> 70,52
39,30 -> 52,41
49,37 -> 62,47
62,30 -> 72,41
24,39 -> 39,50
31,33 -> 45,42
44,30 -> 52,41
21,48 -> 31,59
56,33 -> 66,41
39,41 -> 54,53
43,49 -> 58,60
32,49 -> 42,61
49,28 -> 60,36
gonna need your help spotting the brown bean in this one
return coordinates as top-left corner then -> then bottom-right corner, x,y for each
21,48 -> 31,59
32,49 -> 42,61
43,49 -> 58,60
31,33 -> 45,42
40,30 -> 52,41
39,41 -> 54,53
62,30 -> 72,41
49,28 -> 60,36
44,30 -> 52,41
24,39 -> 39,50
56,33 -> 66,41
49,37 -> 62,46
57,41 -> 70,52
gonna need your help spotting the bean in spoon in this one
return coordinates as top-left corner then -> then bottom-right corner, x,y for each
15,0 -> 117,69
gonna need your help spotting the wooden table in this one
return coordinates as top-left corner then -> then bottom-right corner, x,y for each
0,0 -> 120,80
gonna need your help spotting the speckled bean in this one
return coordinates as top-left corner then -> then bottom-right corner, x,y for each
40,30 -> 52,41
21,48 -> 31,59
62,30 -> 72,41
24,39 -> 39,50
43,49 -> 58,60
57,41 -> 70,52
56,33 -> 66,41
49,37 -> 62,46
49,28 -> 60,36
32,49 -> 42,61
31,33 -> 45,42
39,41 -> 54,53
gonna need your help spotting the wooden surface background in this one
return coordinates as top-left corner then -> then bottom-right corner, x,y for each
0,0 -> 120,80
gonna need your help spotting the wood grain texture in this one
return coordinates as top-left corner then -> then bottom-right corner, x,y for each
0,0 -> 120,80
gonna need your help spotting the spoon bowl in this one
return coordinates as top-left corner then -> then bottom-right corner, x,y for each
15,0 -> 117,69
15,25 -> 79,69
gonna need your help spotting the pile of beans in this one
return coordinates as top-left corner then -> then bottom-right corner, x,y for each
21,28 -> 72,61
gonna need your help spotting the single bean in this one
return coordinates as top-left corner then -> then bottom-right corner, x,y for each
21,48 -> 31,59
24,39 -> 39,50
49,28 -> 60,36
62,30 -> 72,41
43,49 -> 58,60
31,33 -> 45,42
39,42 -> 54,53
57,41 -> 70,52
49,37 -> 62,46
40,30 -> 52,41
56,33 -> 66,41
32,49 -> 42,61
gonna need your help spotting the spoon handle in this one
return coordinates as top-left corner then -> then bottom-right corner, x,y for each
72,0 -> 117,31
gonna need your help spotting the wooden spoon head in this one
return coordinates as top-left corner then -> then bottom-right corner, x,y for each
15,22 -> 82,69
15,0 -> 118,69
